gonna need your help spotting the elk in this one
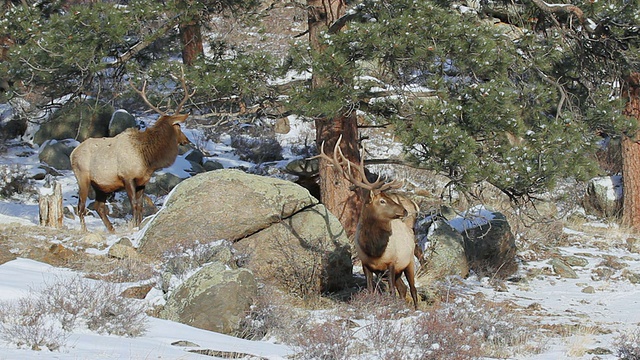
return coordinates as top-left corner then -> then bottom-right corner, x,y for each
315,136 -> 419,309
70,77 -> 193,232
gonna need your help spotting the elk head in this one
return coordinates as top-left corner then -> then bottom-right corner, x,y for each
129,68 -> 195,146
314,135 -> 406,215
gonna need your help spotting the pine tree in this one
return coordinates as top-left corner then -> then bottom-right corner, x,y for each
0,0 -> 274,114
289,0 -> 640,209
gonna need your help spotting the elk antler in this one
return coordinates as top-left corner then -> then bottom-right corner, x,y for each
130,79 -> 166,116
129,67 -> 195,115
169,67 -> 196,114
313,135 -> 403,194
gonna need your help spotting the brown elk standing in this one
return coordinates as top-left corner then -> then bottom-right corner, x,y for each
70,78 -> 193,232
315,136 -> 419,309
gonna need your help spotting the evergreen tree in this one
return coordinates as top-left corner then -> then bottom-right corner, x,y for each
0,0 -> 274,114
289,0 -> 640,208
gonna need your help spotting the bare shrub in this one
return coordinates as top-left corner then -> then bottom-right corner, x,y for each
0,164 -> 35,199
421,298 -> 535,358
38,275 -> 147,337
616,328 -> 640,360
231,135 -> 283,163
361,317 -> 417,360
266,234 -> 325,301
79,280 -> 147,336
349,290 -> 412,320
0,274 -> 148,351
238,285 -> 317,345
291,320 -> 352,360
0,297 -> 68,351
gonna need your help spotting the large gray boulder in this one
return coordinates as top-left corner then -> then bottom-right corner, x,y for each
160,262 -> 257,335
583,176 -> 622,218
33,99 -> 114,145
416,219 -> 469,285
450,207 -> 518,278
137,169 -> 353,293
38,140 -> 74,170
108,109 -> 137,137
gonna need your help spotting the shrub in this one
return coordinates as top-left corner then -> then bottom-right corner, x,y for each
231,135 -> 283,163
0,297 -> 68,351
616,328 -> 640,360
291,320 -> 352,360
0,274 -> 148,351
0,164 -> 35,199
157,240 -> 235,294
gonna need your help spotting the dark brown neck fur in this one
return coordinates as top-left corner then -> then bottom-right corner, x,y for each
132,117 -> 179,171
358,206 -> 392,258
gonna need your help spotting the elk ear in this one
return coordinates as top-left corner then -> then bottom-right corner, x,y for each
171,113 -> 189,125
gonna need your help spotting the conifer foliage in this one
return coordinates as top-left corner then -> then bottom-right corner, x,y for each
289,0 -> 640,202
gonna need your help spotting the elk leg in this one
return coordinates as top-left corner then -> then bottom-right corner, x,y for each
363,265 -> 375,292
404,262 -> 418,310
76,179 -> 89,232
395,274 -> 408,299
123,179 -> 142,227
387,264 -> 396,297
94,190 -> 114,233
133,186 -> 145,227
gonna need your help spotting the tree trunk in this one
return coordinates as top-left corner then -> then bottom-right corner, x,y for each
39,181 -> 63,229
179,20 -> 203,66
622,73 -> 640,231
308,0 -> 362,238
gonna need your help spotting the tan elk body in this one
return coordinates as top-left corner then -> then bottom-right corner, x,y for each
316,137 -> 419,309
71,77 -> 193,232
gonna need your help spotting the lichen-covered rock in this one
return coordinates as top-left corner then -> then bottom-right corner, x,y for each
137,169 -> 353,293
416,220 -> 469,285
160,262 -> 257,335
33,99 -> 114,145
450,207 -> 518,278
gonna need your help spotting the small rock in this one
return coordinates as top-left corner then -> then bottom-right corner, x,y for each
623,270 -> 640,284
587,347 -> 612,355
43,243 -> 77,265
108,242 -> 139,260
549,258 -> 578,279
121,284 -> 154,299
171,340 -> 200,347
581,285 -> 595,294
563,255 -> 589,267
82,233 -> 105,246
591,267 -> 615,281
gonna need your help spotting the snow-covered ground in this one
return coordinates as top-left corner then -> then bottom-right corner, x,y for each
0,117 -> 639,359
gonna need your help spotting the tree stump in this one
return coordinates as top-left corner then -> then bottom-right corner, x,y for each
39,181 -> 63,228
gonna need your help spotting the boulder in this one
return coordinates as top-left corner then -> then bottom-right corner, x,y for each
184,147 -> 204,165
234,203 -> 353,293
203,159 -> 224,172
33,99 -> 114,145
450,207 -> 517,278
137,169 -> 352,293
108,109 -> 137,137
145,172 -> 186,198
583,176 -> 622,218
416,219 -> 469,284
38,140 -> 74,170
160,262 -> 257,335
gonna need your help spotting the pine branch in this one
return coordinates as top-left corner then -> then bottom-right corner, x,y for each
108,14 -> 183,67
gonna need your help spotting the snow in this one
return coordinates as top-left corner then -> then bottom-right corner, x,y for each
0,114 -> 639,359
0,260 -> 292,360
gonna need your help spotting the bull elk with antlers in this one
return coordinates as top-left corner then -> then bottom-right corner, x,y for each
315,136 -> 419,309
70,75 -> 193,232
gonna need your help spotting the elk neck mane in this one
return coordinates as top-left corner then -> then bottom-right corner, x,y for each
130,117 -> 179,170
357,201 -> 393,258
